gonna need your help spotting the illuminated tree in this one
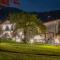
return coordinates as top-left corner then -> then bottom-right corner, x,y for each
9,12 -> 46,43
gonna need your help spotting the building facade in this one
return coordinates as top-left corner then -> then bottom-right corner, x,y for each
43,19 -> 60,44
43,19 -> 60,34
0,20 -> 24,42
0,19 -> 60,44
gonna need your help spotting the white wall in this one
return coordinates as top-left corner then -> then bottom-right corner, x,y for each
44,20 -> 59,34
2,24 -> 13,31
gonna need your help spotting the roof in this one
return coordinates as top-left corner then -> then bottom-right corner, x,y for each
3,20 -> 10,24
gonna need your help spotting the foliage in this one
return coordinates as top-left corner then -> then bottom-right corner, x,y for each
9,12 -> 46,43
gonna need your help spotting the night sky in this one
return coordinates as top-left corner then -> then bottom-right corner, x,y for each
0,0 -> 60,19
16,0 -> 60,12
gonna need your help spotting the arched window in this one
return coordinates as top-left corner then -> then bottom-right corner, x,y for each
5,26 -> 9,31
11,25 -> 13,30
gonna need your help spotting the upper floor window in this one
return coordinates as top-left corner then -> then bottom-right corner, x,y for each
5,26 -> 9,31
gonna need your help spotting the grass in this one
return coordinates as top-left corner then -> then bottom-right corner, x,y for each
0,51 -> 60,60
0,41 -> 60,60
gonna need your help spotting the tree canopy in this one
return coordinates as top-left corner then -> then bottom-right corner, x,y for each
9,12 -> 46,43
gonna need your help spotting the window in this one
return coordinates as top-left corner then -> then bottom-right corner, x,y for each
5,26 -> 9,31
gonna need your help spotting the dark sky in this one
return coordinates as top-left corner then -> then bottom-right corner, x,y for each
16,0 -> 60,12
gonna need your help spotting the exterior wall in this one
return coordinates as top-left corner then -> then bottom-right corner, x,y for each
12,30 -> 24,42
0,31 -> 13,38
29,35 -> 45,43
54,35 -> 60,45
0,21 -> 14,38
43,20 -> 60,45
43,20 -> 60,34
2,24 -> 12,31
0,20 -> 24,43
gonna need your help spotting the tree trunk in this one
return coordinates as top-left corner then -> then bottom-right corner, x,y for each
23,29 -> 27,43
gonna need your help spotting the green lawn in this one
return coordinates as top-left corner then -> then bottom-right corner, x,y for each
0,42 -> 60,60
